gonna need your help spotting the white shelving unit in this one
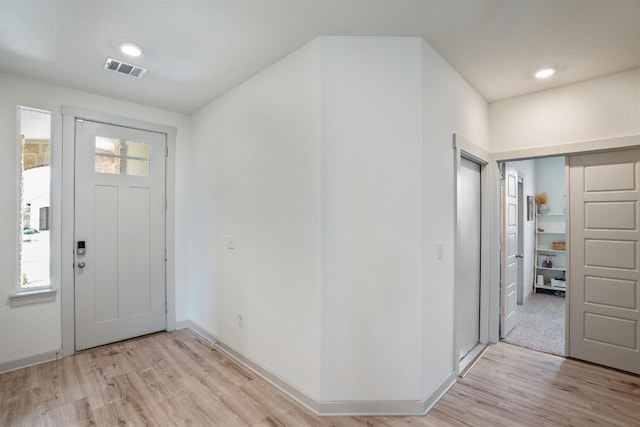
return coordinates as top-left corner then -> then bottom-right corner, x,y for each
535,213 -> 566,292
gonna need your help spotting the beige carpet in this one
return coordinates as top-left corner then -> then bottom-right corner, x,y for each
503,292 -> 565,356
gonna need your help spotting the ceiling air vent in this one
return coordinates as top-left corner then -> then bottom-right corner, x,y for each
104,58 -> 147,79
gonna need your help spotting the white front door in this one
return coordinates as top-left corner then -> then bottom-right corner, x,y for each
74,119 -> 166,350
501,167 -> 518,338
569,149 -> 640,374
457,157 -> 481,360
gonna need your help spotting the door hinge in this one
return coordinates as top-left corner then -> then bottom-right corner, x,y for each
165,249 -> 168,261
165,146 -> 168,157
164,199 -> 167,209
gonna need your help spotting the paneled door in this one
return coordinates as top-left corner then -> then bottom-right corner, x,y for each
501,167 -> 518,338
75,119 -> 166,350
569,149 -> 640,374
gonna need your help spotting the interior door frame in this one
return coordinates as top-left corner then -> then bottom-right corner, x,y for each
493,135 -> 640,359
60,107 -> 177,357
453,134 -> 500,374
517,177 -> 525,305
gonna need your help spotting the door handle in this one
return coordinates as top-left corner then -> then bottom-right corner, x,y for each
77,261 -> 86,269
515,254 -> 524,258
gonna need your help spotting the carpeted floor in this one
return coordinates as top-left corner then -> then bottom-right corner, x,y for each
503,291 -> 565,356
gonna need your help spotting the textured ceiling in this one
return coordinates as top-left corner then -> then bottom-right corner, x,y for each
1,0 -> 638,114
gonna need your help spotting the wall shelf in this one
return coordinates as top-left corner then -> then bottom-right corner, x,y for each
536,266 -> 565,272
535,283 -> 566,291
535,212 -> 566,292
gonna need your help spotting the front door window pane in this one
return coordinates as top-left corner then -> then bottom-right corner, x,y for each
95,137 -> 122,155
126,141 -> 150,158
95,156 -> 122,174
95,137 -> 150,177
126,159 -> 150,176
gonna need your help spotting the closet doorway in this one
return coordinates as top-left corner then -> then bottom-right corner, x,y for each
502,156 -> 566,356
453,134 -> 492,375
456,157 -> 482,363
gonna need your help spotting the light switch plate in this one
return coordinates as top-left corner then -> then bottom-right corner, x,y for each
226,236 -> 235,250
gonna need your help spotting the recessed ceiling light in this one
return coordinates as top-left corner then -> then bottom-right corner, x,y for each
535,67 -> 556,79
119,42 -> 144,58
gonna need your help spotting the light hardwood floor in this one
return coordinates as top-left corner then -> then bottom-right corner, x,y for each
1,329 -> 639,426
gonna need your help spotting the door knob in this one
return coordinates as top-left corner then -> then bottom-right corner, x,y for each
77,261 -> 86,269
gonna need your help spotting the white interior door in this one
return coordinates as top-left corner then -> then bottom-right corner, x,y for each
569,149 -> 640,374
457,157 -> 481,360
75,119 -> 166,350
501,167 -> 518,338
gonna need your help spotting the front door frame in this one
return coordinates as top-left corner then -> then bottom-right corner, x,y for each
60,106 -> 177,357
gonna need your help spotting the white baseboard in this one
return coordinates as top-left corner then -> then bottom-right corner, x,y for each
182,320 -> 457,416
0,350 -> 60,374
318,371 -> 457,416
317,371 -> 457,417
174,319 -> 191,330
180,320 -> 320,413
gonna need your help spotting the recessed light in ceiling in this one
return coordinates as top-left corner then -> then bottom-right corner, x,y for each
535,67 -> 556,79
119,42 -> 144,57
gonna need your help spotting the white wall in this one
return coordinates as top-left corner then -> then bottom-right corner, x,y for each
420,41 -> 489,395
535,157 -> 566,214
187,40 -> 323,398
319,37 -> 424,401
186,36 -> 489,407
0,72 -> 190,368
490,68 -> 640,153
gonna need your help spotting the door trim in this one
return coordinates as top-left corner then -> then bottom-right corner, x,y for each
453,134 -> 500,374
60,106 -> 177,357
491,134 -> 640,362
493,135 -> 640,162
516,177 -> 525,305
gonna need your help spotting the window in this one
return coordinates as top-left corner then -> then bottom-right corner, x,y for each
18,107 -> 52,290
95,137 -> 150,176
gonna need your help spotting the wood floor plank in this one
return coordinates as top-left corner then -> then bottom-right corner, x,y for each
2,331 -> 639,426
240,375 -> 309,417
138,366 -> 184,403
163,393 -> 226,426
217,386 -> 272,426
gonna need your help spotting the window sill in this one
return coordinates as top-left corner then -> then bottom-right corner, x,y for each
9,288 -> 57,307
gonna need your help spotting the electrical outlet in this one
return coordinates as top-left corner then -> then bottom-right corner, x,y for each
238,313 -> 244,328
